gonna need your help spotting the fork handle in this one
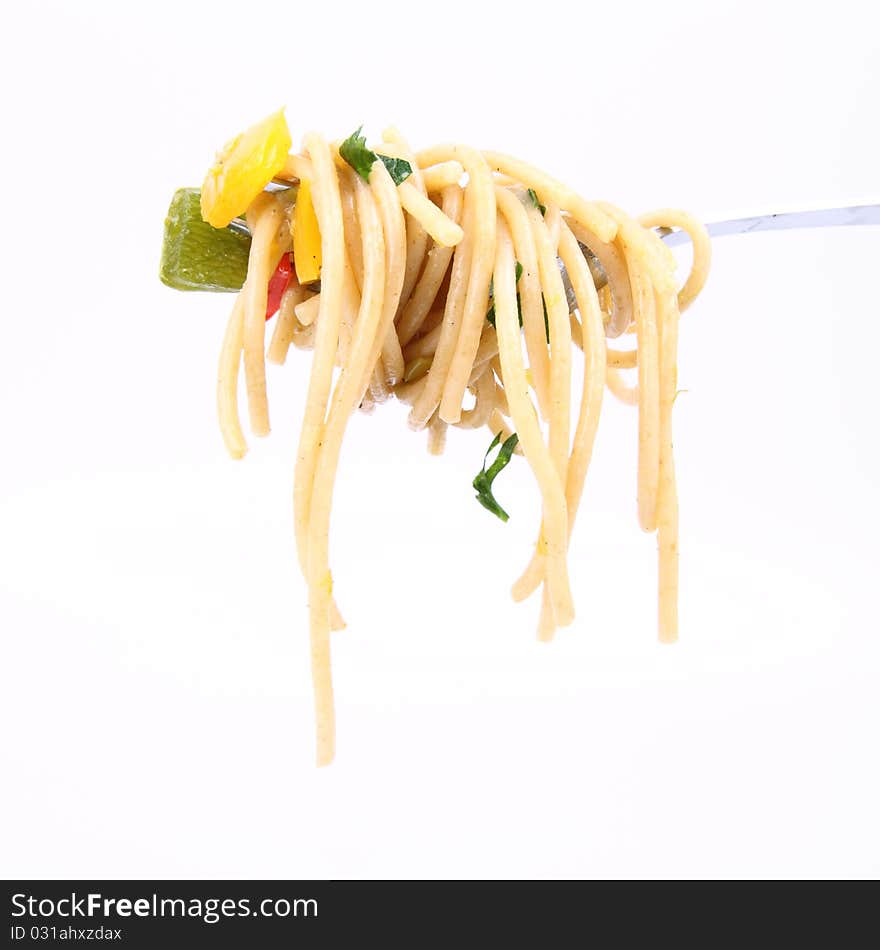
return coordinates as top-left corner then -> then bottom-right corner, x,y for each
661,202 -> 880,247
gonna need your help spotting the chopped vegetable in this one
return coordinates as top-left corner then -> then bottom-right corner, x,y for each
527,188 -> 546,215
266,253 -> 294,319
293,179 -> 322,283
403,355 -> 432,383
473,432 -> 520,522
200,109 -> 292,228
339,126 -> 412,185
160,188 -> 252,292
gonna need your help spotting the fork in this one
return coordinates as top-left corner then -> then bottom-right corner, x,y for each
247,188 -> 880,331
568,202 -> 880,316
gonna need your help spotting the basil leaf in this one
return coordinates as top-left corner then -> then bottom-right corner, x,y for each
473,432 -> 520,522
340,126 -> 412,185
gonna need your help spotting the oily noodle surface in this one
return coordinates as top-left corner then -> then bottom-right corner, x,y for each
215,129 -> 711,765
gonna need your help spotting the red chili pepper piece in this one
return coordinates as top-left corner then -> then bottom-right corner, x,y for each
265,253 -> 293,320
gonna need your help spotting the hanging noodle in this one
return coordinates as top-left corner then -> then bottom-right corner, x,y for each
211,126 -> 711,765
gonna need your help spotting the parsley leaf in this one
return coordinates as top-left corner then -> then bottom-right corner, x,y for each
486,261 -> 524,328
473,432 -> 520,522
339,126 -> 412,185
527,188 -> 546,215
378,155 -> 412,185
485,258 -> 551,343
339,127 -> 373,179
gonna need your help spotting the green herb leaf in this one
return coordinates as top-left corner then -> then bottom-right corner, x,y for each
340,126 -> 412,185
542,296 -> 550,344
378,155 -> 412,186
472,431 -> 519,522
339,127 -> 373,179
527,188 -> 546,215
487,262 -> 524,328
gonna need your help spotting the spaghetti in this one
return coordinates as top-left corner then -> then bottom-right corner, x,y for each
180,113 -> 711,765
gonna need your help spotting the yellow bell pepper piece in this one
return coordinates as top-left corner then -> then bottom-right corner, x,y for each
200,109 -> 292,229
293,179 -> 322,283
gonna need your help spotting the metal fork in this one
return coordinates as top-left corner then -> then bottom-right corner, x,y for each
246,188 -> 880,334
566,202 -> 880,328
659,202 -> 880,246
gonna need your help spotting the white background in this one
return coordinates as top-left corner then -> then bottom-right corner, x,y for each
2,0 -> 878,879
